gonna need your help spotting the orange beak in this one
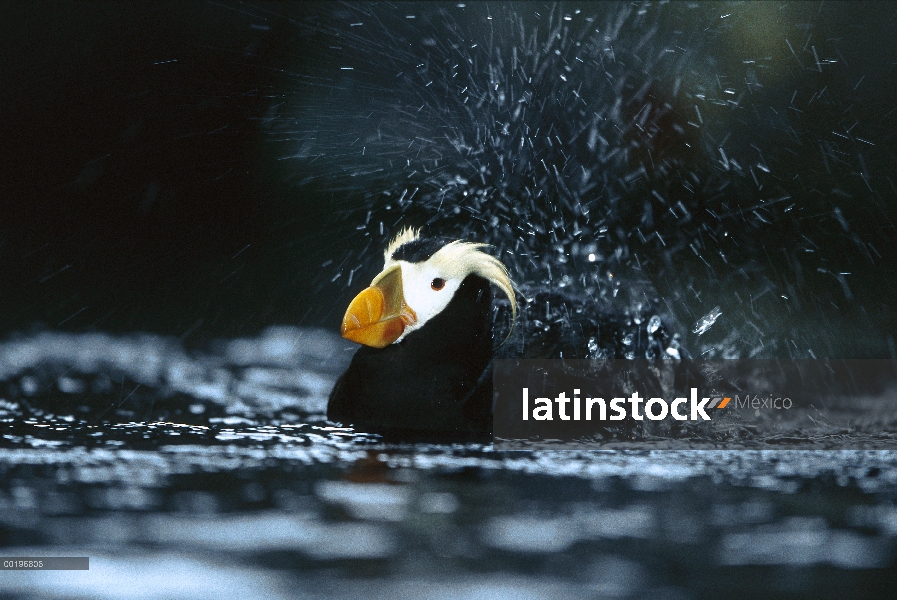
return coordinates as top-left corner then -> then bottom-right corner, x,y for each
340,264 -> 417,348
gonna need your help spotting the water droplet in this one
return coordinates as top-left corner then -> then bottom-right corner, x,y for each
647,315 -> 662,335
693,306 -> 722,336
587,336 -> 598,357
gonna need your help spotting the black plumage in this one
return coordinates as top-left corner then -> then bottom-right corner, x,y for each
327,238 -> 493,441
328,272 -> 494,441
389,236 -> 451,263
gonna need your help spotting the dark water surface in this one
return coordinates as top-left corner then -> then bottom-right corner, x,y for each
2,328 -> 897,599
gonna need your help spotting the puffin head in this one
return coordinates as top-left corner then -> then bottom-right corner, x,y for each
340,227 -> 517,348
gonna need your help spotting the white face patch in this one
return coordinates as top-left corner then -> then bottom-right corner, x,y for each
393,260 -> 462,342
377,232 -> 516,344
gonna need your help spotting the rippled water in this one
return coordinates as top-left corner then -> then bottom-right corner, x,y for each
2,328 -> 897,599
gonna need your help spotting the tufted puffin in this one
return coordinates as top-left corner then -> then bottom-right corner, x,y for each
327,228 -> 697,442
327,227 -> 516,441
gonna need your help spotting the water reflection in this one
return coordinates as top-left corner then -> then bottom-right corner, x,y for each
3,328 -> 897,598
719,517 -> 888,568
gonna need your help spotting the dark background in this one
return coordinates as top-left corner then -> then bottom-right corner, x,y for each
1,1 -> 896,354
0,1 -> 316,342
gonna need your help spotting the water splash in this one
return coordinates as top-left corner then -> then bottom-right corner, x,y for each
261,2 -> 895,359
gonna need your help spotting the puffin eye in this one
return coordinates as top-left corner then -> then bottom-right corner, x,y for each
431,277 -> 446,291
